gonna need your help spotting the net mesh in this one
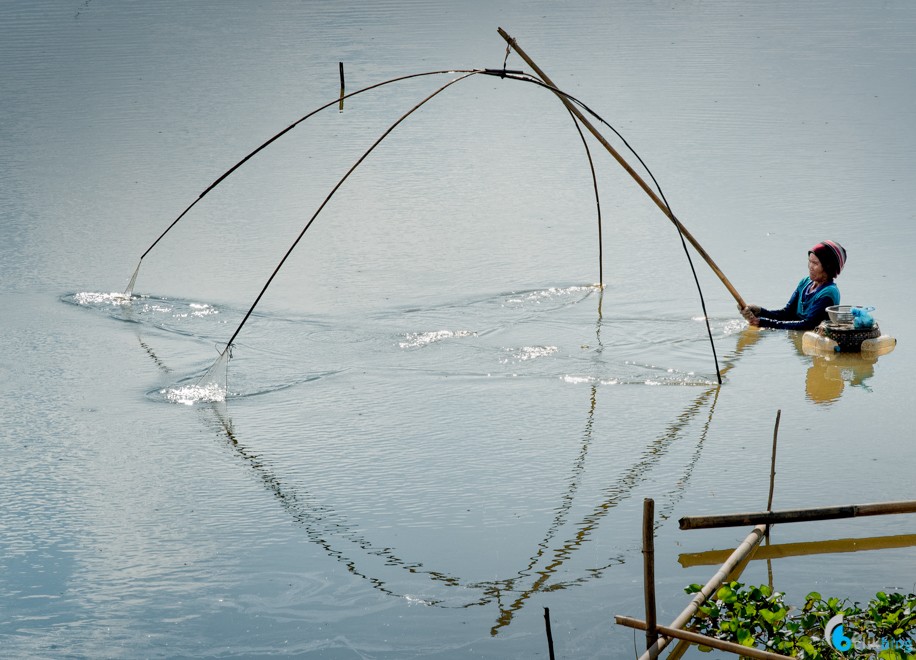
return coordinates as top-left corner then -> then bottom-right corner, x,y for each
198,346 -> 230,390
163,346 -> 230,405
123,261 -> 141,298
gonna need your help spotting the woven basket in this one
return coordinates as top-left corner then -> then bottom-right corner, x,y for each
824,322 -> 881,352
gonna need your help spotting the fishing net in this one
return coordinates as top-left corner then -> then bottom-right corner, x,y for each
163,346 -> 230,405
198,346 -> 230,390
123,260 -> 140,298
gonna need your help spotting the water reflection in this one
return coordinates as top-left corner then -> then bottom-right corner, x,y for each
790,332 -> 881,405
732,327 -> 887,405
72,281 -> 766,637
179,295 -> 765,636
679,533 -> 916,568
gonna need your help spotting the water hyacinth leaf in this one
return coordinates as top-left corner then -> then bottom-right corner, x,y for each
684,584 -> 916,658
760,608 -> 779,625
736,627 -> 754,647
798,636 -> 817,655
876,650 -> 903,660
717,585 -> 737,604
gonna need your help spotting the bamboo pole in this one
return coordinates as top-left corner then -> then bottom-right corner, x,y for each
767,409 -> 780,511
544,607 -> 556,660
679,500 -> 916,531
616,616 -> 794,660
497,27 -> 746,309
631,524 -> 767,659
765,409 -> 780,588
643,498 -> 658,652
338,62 -> 345,111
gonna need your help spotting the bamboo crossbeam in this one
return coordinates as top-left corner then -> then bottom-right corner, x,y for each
679,533 -> 916,567
616,616 -> 793,660
497,27 -> 746,309
633,524 -> 767,659
679,500 -> 916,530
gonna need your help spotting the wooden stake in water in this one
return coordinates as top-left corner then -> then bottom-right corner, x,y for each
767,409 -> 781,511
766,409 -> 781,588
544,607 -> 556,660
642,498 -> 658,652
338,62 -> 345,112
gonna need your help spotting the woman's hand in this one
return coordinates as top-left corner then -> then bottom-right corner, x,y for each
741,305 -> 761,325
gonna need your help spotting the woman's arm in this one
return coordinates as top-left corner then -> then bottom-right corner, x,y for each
757,295 -> 832,330
758,287 -> 802,322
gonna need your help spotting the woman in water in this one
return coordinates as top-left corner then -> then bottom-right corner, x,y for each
742,240 -> 847,330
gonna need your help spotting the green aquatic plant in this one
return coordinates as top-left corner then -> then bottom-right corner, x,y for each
684,581 -> 916,659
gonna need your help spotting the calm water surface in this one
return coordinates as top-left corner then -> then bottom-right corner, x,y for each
2,2 -> 915,658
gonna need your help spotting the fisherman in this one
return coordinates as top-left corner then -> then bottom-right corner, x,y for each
741,241 -> 847,331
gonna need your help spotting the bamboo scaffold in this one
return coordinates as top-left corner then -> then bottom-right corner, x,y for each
618,498 -> 916,658
635,520 -> 768,660
615,407 -> 916,659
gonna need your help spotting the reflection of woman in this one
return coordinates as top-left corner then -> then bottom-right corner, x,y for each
741,241 -> 847,331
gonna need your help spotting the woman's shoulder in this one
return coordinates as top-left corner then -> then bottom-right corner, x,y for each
815,280 -> 840,304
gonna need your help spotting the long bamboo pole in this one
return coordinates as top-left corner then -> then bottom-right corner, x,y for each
630,524 -> 767,659
616,616 -> 794,660
679,500 -> 916,531
497,27 -> 746,309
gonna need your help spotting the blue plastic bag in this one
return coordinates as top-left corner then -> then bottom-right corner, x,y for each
851,306 -> 875,329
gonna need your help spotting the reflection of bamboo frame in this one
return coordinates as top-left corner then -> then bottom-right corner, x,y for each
679,533 -> 916,567
126,289 -> 756,639
191,292 -> 756,637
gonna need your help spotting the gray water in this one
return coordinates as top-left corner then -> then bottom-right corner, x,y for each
2,2 -> 915,658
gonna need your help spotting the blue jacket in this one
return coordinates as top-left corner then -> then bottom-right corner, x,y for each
758,277 -> 839,330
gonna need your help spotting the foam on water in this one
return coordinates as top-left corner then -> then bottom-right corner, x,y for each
65,292 -> 227,335
72,291 -> 133,306
502,345 -> 559,363
398,329 -> 475,349
503,285 -> 595,307
162,382 -> 227,406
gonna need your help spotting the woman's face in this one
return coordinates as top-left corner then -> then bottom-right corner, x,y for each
808,252 -> 828,283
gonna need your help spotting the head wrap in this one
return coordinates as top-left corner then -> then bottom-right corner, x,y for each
809,240 -> 847,279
